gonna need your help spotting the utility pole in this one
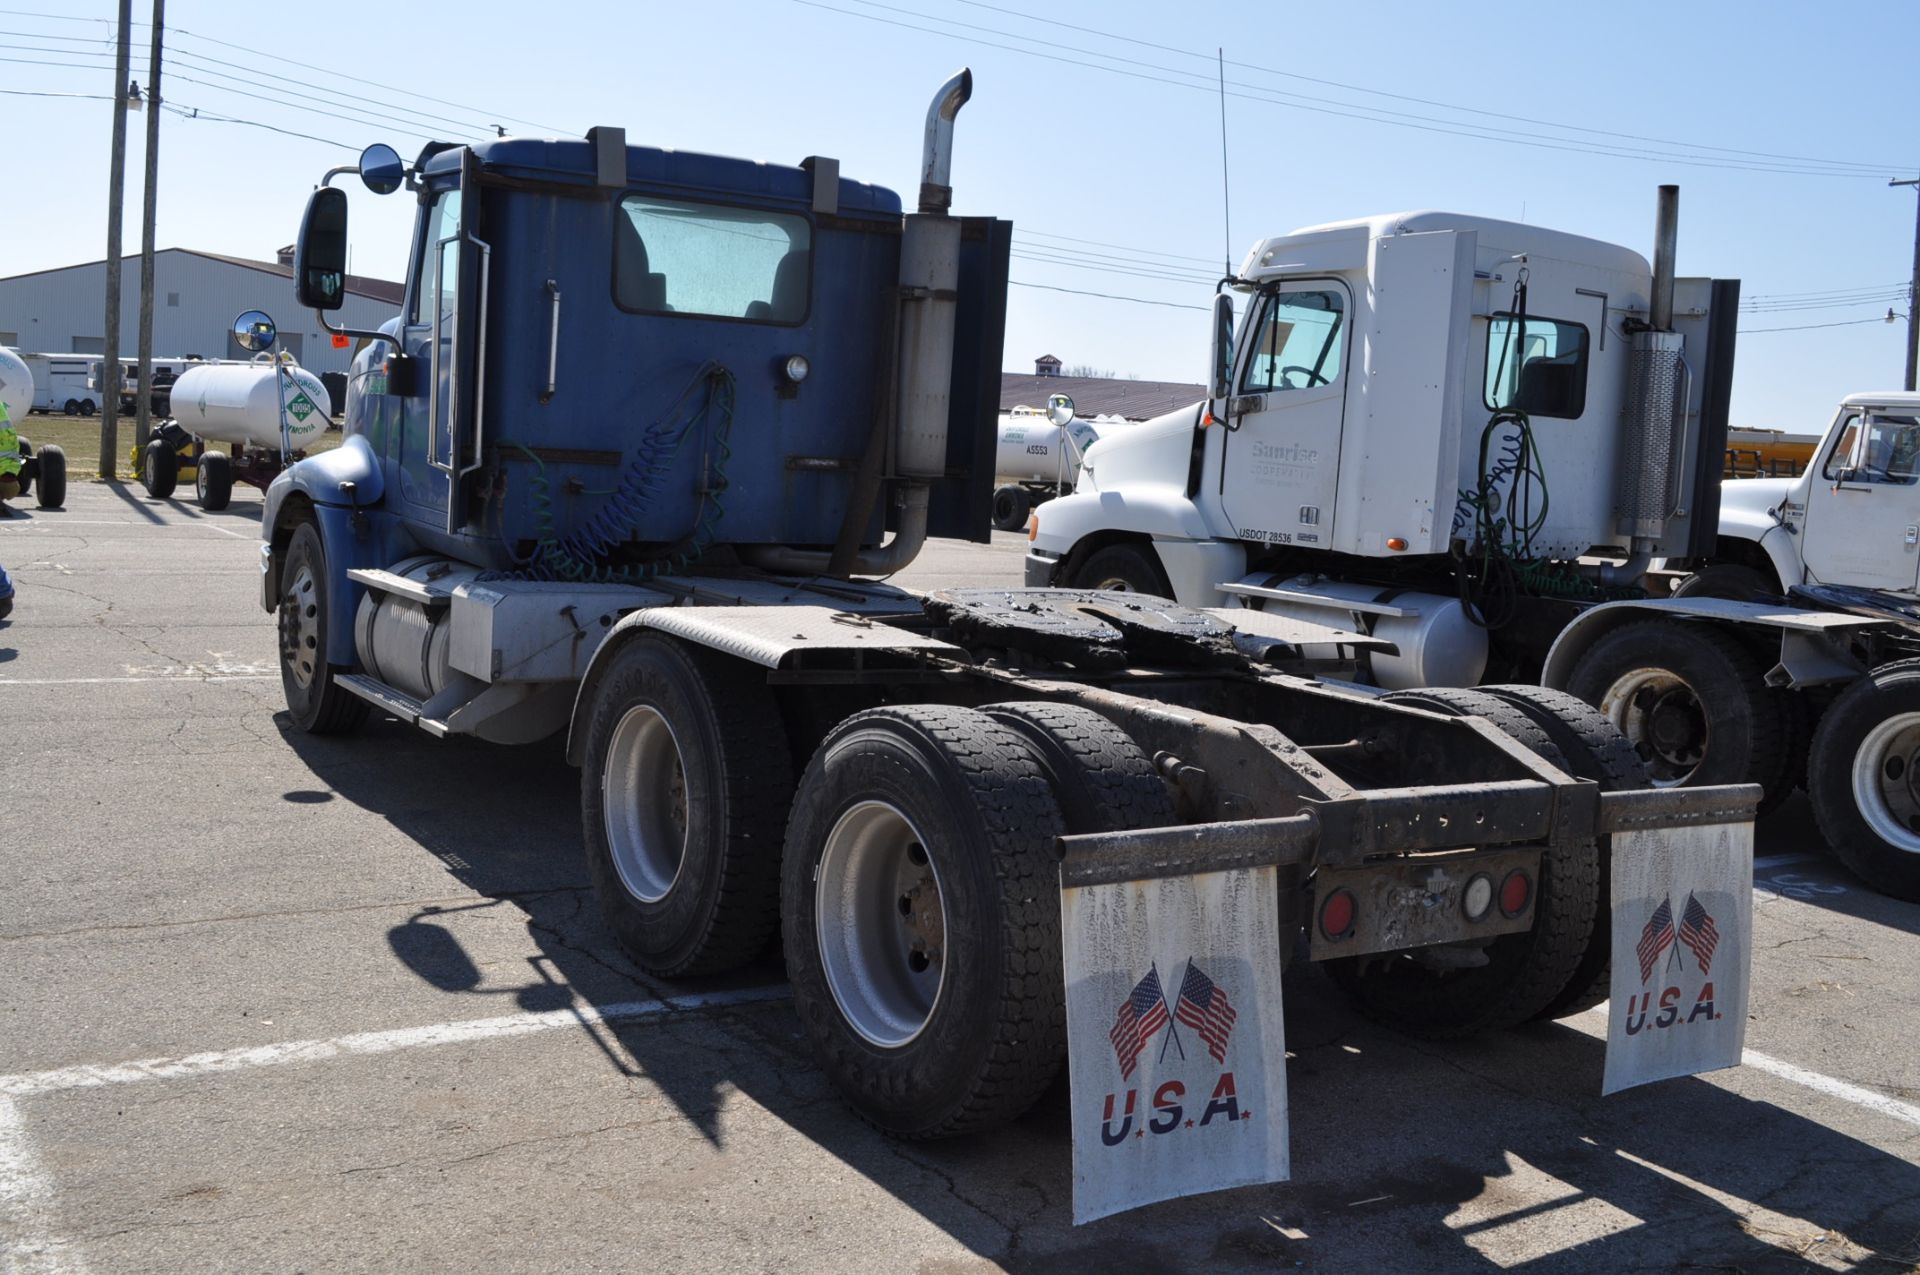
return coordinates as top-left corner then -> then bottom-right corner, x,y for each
135,0 -> 164,449
1894,177 -> 1920,394
101,0 -> 132,479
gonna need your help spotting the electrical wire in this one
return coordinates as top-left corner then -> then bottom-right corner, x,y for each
940,0 -> 1909,176
792,0 -> 1903,179
1738,315 -> 1900,334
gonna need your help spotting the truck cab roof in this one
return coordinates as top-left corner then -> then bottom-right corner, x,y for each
1240,211 -> 1650,281
1839,391 -> 1920,411
419,136 -> 902,217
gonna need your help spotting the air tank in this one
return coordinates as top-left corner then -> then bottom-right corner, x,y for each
170,358 -> 332,451
1247,575 -> 1488,690
0,348 -> 31,424
993,412 -> 1103,486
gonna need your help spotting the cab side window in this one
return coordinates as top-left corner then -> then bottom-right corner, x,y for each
410,190 -> 462,327
1484,315 -> 1589,419
1830,412 -> 1920,485
1241,289 -> 1345,393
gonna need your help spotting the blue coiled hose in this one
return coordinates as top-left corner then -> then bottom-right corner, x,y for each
493,362 -> 735,583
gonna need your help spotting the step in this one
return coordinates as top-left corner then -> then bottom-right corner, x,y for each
334,673 -> 450,737
346,568 -> 456,609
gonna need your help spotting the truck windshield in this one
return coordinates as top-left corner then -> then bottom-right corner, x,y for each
615,197 -> 811,324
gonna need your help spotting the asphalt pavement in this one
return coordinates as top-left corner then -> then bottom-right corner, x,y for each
1,479 -> 1917,1274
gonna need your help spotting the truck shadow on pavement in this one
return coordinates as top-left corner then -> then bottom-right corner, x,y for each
275,712 -> 1920,1273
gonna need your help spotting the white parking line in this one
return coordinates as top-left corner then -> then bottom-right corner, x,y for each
1741,1049 -> 1920,1130
0,1095 -> 87,1274
1752,852 -> 1820,871
0,984 -> 787,1099
0,676 -> 276,686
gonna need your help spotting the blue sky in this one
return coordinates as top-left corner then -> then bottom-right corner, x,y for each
4,0 -> 1915,428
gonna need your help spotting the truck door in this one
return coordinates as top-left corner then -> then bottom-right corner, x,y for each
1217,282 -> 1351,547
394,151 -> 488,534
1801,407 -> 1920,592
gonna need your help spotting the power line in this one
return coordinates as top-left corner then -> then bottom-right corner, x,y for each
794,0 -> 1900,179
1738,315 -> 1895,334
159,100 -> 358,151
165,44 -> 499,137
943,0 -> 1907,176
1009,280 -> 1209,310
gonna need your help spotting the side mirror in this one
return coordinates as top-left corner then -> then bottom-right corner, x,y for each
1045,393 -> 1075,427
294,187 -> 349,312
358,143 -> 405,195
232,310 -> 276,353
1209,292 -> 1235,400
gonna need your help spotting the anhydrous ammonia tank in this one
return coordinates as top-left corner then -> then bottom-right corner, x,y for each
170,358 -> 332,450
0,347 -> 32,423
993,412 -> 1103,485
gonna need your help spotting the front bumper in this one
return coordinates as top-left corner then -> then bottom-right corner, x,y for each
1024,549 -> 1058,588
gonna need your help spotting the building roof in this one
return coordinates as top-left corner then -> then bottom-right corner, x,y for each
0,248 -> 405,307
1000,373 -> 1204,422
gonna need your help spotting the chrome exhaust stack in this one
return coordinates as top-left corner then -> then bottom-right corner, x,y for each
746,69 -> 972,577
1617,184 -> 1687,555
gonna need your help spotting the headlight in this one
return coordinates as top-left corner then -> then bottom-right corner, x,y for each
783,354 -> 810,383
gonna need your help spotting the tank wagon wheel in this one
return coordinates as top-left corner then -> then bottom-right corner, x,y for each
1565,618 -> 1786,805
1067,542 -> 1172,597
32,444 -> 65,509
141,439 -> 177,499
1477,684 -> 1650,1019
990,484 -> 1031,533
1321,687 -> 1600,1038
277,518 -> 369,735
196,451 -> 233,512
781,705 -> 1068,1138
577,634 -> 795,978
12,438 -> 30,499
1808,659 -> 1920,901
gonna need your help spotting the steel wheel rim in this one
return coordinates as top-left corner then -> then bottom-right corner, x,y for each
1598,667 -> 1706,786
1852,711 -> 1920,854
1093,575 -> 1135,592
815,800 -> 948,1048
602,705 -> 688,903
278,563 -> 321,690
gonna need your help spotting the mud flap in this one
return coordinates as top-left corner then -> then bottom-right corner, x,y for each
1060,864 -> 1290,1225
1601,818 -> 1753,1094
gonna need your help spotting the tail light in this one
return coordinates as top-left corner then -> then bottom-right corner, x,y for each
1462,872 -> 1495,922
1319,887 -> 1357,940
1498,869 -> 1533,918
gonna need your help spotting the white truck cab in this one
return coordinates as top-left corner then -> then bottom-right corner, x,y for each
1028,206 -> 1733,631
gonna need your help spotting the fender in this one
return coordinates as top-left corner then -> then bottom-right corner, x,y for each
1712,477 -> 1804,590
1541,597 -> 1883,692
260,436 -> 389,665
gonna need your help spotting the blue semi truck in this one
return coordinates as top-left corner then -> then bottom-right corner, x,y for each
260,73 -> 1757,1164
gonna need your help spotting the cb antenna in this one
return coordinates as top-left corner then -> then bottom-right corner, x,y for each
1218,47 -> 1232,277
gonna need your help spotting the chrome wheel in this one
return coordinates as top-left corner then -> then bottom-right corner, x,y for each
601,704 -> 688,903
1597,667 -> 1706,785
1852,711 -> 1920,855
815,800 -> 947,1048
277,562 -> 321,691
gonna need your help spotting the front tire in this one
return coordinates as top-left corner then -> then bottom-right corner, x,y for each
277,519 -> 368,735
1808,661 -> 1920,900
1067,541 -> 1172,597
578,635 -> 795,977
782,705 -> 1067,1138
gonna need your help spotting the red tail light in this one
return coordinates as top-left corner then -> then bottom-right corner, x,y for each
1319,887 -> 1357,940
1498,870 -> 1533,918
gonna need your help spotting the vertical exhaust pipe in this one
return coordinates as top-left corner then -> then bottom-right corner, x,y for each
744,69 -> 973,577
1616,184 -> 1687,553
1650,183 -> 1679,332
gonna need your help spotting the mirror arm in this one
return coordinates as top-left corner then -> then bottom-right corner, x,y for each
315,312 -> 391,347
318,166 -> 359,189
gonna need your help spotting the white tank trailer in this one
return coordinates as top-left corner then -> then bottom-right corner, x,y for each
141,355 -> 333,512
0,347 -> 33,424
170,360 -> 332,451
989,407 -> 1104,530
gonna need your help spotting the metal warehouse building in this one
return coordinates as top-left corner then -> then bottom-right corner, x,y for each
0,248 -> 402,376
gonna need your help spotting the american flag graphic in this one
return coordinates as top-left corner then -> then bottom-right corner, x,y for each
1110,966 -> 1170,1080
1678,892 -> 1721,975
1174,962 -> 1238,1064
1636,897 -> 1676,983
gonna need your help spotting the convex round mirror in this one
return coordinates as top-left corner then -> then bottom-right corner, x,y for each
233,310 -> 277,352
1045,393 -> 1075,427
358,143 -> 405,195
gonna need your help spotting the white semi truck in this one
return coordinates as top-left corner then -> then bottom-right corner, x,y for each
1027,189 -> 1920,900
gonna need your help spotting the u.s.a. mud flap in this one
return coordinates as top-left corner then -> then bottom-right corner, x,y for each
1060,865 -> 1290,1225
1602,818 -> 1754,1094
